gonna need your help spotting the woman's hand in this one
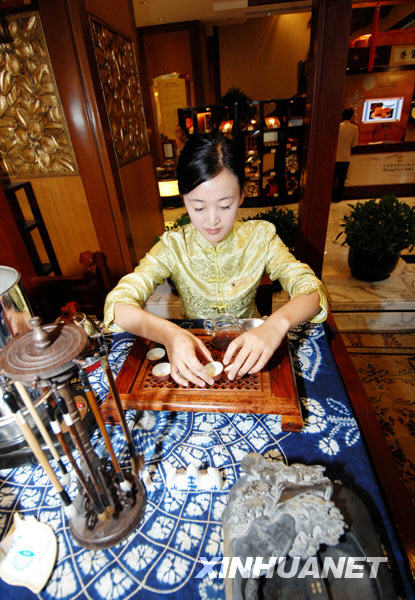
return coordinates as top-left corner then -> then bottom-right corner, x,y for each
222,291 -> 321,379
113,303 -> 214,387
162,324 -> 215,388
222,319 -> 288,380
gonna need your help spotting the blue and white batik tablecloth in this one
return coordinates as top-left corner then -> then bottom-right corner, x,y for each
0,322 -> 413,599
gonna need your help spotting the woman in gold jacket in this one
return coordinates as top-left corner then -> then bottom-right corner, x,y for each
104,133 -> 328,388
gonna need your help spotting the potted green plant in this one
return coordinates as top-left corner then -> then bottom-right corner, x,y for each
336,194 -> 415,282
243,206 -> 299,254
243,206 -> 299,292
154,212 -> 190,245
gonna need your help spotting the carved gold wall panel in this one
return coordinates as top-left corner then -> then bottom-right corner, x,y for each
90,19 -> 149,166
0,14 -> 78,178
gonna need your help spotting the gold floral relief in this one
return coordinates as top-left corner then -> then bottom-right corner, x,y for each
90,19 -> 149,166
0,14 -> 78,178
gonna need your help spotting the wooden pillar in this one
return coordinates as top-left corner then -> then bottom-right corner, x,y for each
297,0 -> 352,278
0,187 -> 37,293
207,26 -> 221,103
36,0 -> 164,280
189,22 -> 205,106
33,0 -> 134,279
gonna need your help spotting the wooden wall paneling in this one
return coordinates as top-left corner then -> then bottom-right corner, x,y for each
28,177 -> 100,275
127,0 -> 162,168
297,0 -> 352,278
120,154 -> 165,262
85,3 -> 163,262
9,188 -> 47,269
142,29 -> 193,86
0,8 -> 99,279
0,186 -> 37,293
9,177 -> 99,276
37,0 -> 134,280
67,0 -> 140,272
85,0 -> 132,36
136,30 -> 163,166
5,173 -> 98,276
11,186 -> 48,265
125,0 -> 164,247
69,0 -> 163,271
138,21 -> 207,136
198,23 -> 212,106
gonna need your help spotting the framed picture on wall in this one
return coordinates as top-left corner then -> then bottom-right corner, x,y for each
361,97 -> 404,123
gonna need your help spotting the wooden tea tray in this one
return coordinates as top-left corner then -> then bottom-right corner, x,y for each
101,330 -> 303,432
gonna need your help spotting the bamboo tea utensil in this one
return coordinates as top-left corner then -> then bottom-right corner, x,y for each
2,388 -> 75,518
0,316 -> 145,548
98,340 -> 139,475
55,393 -> 110,520
14,381 -> 70,485
77,364 -> 132,492
46,401 -> 104,524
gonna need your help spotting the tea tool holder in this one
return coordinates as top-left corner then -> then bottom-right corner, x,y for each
0,317 -> 146,549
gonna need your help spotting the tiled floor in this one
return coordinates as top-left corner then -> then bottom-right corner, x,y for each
342,330 -> 415,505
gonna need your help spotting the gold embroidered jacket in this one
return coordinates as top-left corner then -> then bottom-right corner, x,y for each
104,220 -> 328,331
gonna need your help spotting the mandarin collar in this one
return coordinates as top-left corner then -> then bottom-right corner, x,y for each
190,223 -> 236,252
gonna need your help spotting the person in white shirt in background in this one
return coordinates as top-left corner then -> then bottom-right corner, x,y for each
332,108 -> 359,202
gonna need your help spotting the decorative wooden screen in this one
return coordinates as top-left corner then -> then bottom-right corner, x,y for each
0,13 -> 78,178
89,18 -> 149,166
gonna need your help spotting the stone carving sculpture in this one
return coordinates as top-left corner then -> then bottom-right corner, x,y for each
222,453 -> 345,600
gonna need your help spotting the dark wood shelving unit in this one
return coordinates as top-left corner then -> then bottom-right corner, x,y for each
4,182 -> 62,277
178,97 -> 306,207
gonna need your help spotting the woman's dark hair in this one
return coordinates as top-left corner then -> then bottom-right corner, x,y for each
176,133 -> 244,195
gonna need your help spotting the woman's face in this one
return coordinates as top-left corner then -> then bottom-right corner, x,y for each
183,168 -> 243,246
